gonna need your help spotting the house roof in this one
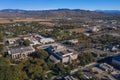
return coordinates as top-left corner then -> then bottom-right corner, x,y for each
8,46 -> 35,54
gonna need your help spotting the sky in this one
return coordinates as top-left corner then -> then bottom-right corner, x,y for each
0,0 -> 119,10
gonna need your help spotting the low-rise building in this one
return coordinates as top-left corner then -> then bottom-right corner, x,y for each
7,39 -> 15,44
89,26 -> 101,32
34,34 -> 55,44
24,36 -> 40,46
112,55 -> 120,68
99,63 -> 114,72
6,38 -> 19,45
67,39 -> 78,44
8,46 -> 35,59
63,75 -> 77,80
47,43 -> 78,63
39,38 -> 55,44
112,71 -> 120,79
105,46 -> 118,52
83,32 -> 91,36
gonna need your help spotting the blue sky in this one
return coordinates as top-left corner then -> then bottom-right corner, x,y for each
0,0 -> 119,10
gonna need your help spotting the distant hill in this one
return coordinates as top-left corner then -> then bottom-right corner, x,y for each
95,10 -> 120,14
0,9 -> 27,13
0,9 -> 116,19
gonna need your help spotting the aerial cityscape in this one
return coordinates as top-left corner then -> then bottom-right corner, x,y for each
0,0 -> 120,80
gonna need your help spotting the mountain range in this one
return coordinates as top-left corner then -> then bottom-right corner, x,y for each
0,9 -> 119,19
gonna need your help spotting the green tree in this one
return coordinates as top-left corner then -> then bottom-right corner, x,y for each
0,66 -> 14,80
12,65 -> 28,80
91,76 -> 100,80
0,57 -> 28,80
52,63 -> 70,75
0,44 -> 4,55
0,57 -> 10,66
23,58 -> 49,79
0,33 -> 3,42
31,49 -> 49,60
78,52 -> 95,66
75,70 -> 84,80
23,39 -> 30,46
25,64 -> 43,79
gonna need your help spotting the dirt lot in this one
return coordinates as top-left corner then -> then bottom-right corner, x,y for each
0,19 -> 12,23
68,28 -> 86,33
0,19 -> 52,24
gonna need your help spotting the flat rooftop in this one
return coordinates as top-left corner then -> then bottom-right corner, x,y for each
113,55 -> 120,62
56,50 -> 73,57
48,43 -> 77,56
9,46 -> 35,54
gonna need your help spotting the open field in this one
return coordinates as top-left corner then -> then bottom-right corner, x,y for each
0,19 -> 12,23
68,28 -> 86,33
0,19 -> 52,24
15,19 -> 52,22
0,42 -> 3,44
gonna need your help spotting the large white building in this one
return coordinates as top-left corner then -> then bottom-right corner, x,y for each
39,38 -> 55,44
47,43 -> 78,63
24,36 -> 40,46
34,34 -> 55,44
8,46 -> 35,59
67,39 -> 78,44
